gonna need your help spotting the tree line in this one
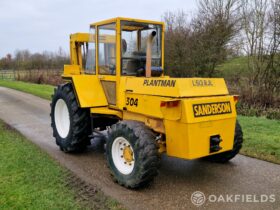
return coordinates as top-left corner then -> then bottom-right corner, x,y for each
0,47 -> 69,70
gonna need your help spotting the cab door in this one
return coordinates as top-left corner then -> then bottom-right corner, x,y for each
97,22 -> 118,106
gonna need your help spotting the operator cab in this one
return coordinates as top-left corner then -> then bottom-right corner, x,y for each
87,17 -> 164,77
66,18 -> 165,106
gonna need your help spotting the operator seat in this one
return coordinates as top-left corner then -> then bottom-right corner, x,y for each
126,51 -> 146,75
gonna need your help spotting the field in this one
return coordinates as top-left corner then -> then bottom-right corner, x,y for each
238,116 -> 280,164
0,69 -> 63,85
0,120 -> 124,209
0,70 -> 16,80
0,80 -> 279,165
0,80 -> 53,100
216,56 -> 249,78
0,121 -> 82,209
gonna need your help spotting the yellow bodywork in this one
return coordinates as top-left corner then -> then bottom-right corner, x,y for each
70,75 -> 107,107
62,17 -> 238,160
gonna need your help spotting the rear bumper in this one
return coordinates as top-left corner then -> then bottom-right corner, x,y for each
163,96 -> 236,159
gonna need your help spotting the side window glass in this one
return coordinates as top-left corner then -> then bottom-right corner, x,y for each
85,29 -> 96,74
84,43 -> 96,74
98,23 -> 116,75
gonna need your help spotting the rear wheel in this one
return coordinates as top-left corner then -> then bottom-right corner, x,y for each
106,121 -> 160,188
50,83 -> 91,152
205,121 -> 243,163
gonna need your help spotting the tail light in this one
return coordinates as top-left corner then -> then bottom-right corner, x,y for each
160,100 -> 180,108
233,95 -> 239,103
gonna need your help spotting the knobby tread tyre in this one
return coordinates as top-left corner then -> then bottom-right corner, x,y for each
50,83 -> 91,152
106,120 -> 160,188
205,121 -> 243,163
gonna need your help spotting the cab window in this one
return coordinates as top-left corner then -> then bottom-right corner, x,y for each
98,23 -> 116,75
121,21 -> 162,76
84,29 -> 96,74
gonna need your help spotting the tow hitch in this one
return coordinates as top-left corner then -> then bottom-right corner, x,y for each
210,135 -> 222,153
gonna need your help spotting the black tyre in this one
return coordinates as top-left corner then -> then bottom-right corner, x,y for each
106,121 -> 160,188
50,83 -> 91,152
205,121 -> 243,163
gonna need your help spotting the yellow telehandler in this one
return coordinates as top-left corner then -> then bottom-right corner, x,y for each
50,17 -> 243,188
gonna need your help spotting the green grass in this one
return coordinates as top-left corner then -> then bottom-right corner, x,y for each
0,121 -> 83,209
0,80 -> 54,100
216,56 -> 249,78
0,120 -> 124,210
238,116 -> 280,164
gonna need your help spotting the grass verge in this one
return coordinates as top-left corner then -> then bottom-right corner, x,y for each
0,120 -> 124,209
0,80 -> 54,100
238,116 -> 280,164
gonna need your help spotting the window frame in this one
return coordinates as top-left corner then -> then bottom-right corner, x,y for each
96,22 -> 117,76
120,20 -> 163,76
84,34 -> 96,75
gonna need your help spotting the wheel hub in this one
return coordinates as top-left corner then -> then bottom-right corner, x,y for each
123,146 -> 133,163
112,137 -> 135,175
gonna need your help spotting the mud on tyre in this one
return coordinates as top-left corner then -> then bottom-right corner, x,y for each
106,121 -> 160,188
50,83 -> 91,152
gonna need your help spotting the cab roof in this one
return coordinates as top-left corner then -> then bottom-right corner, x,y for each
90,17 -> 164,28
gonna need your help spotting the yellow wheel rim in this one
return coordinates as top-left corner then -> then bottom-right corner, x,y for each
123,146 -> 134,162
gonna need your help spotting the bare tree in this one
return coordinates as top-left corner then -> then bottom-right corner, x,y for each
163,1 -> 240,77
162,10 -> 194,77
240,0 -> 279,106
267,0 -> 280,103
191,0 -> 241,76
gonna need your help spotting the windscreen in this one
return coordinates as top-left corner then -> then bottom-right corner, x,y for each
121,21 -> 162,75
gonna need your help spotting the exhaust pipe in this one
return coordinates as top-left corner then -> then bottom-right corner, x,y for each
145,31 -> 156,77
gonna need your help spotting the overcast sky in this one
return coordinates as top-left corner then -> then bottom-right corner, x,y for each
0,0 -> 197,57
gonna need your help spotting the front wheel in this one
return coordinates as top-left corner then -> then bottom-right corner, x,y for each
50,83 -> 91,152
106,121 -> 160,188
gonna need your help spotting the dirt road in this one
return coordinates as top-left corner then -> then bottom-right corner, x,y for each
0,86 -> 279,210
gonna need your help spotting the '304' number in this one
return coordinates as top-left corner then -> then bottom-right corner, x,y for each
126,97 -> 138,107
